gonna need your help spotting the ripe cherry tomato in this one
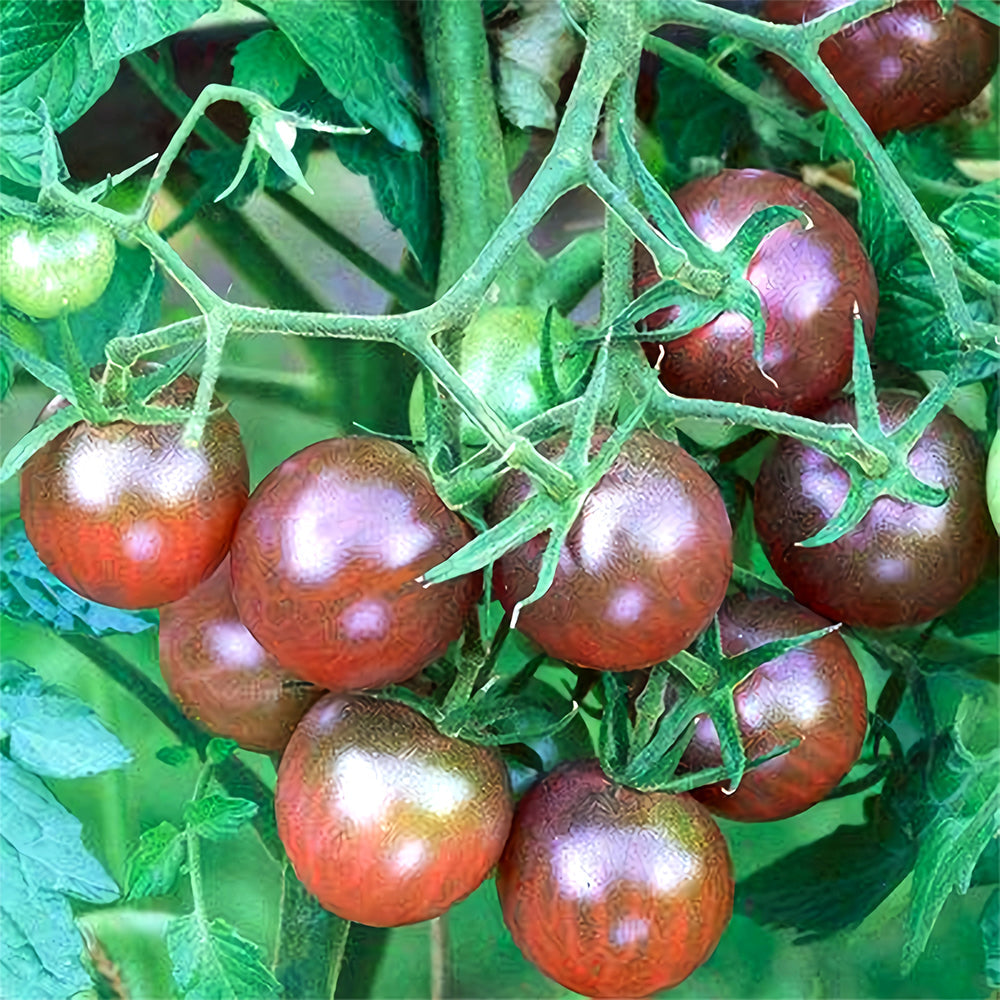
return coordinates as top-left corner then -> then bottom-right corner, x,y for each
762,0 -> 999,137
0,214 -> 117,319
275,693 -> 513,927
409,306 -> 591,447
681,593 -> 868,822
635,169 -> 878,415
489,428 -> 732,671
754,391 -> 992,628
159,557 -> 323,753
230,436 -> 480,691
20,375 -> 249,609
496,759 -> 733,998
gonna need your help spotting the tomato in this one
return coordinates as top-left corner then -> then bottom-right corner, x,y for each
0,214 -> 117,319
275,693 -> 513,927
987,431 -> 1000,534
762,0 -> 999,137
408,306 -> 591,447
754,391 -> 992,628
158,557 -> 323,753
681,593 -> 868,822
496,759 -> 733,998
489,428 -> 732,671
230,436 -> 480,691
635,169 -> 878,415
20,375 -> 249,609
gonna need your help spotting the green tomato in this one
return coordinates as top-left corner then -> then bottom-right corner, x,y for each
0,214 -> 117,319
987,431 -> 1000,533
409,306 -> 592,446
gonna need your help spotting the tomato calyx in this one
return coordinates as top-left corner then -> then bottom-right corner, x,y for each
371,608 -> 581,750
595,608 -> 840,794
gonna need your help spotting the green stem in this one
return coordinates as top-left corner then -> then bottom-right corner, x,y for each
533,231 -> 604,316
644,34 -> 821,147
186,763 -> 213,923
419,0 -> 538,299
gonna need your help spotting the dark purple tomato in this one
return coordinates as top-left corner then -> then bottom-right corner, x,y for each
230,436 -> 480,691
489,428 -> 733,671
755,391 -> 992,628
762,0 -> 999,137
20,375 -> 249,609
635,169 -> 878,415
496,759 -> 733,998
681,593 -> 868,822
275,693 -> 513,927
159,557 -> 323,753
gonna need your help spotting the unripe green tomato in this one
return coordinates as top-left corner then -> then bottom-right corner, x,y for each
987,431 -> 1000,533
409,307 -> 591,447
0,215 -> 117,319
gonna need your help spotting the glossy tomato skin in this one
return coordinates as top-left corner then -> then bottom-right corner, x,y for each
636,169 -> 877,415
230,436 -> 480,691
0,215 -> 117,319
489,429 -> 733,671
762,0 -> 999,137
497,759 -> 733,998
20,376 -> 249,609
682,594 -> 868,822
159,557 -> 323,753
755,392 -> 992,628
275,693 -> 513,927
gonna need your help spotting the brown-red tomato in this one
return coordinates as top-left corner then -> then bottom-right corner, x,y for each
20,375 -> 249,609
496,759 -> 734,998
275,693 -> 513,927
681,593 -> 868,822
158,556 -> 323,753
489,428 -> 733,671
762,0 -> 999,137
230,436 -> 480,691
754,391 -> 992,628
635,169 -> 878,415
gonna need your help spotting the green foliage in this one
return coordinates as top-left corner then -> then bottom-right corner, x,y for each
183,794 -> 258,842
0,670 -> 125,999
0,0 -> 218,183
125,821 -> 185,900
166,913 -> 282,1000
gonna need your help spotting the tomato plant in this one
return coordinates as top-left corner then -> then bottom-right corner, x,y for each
0,213 -> 117,319
636,168 -> 878,415
681,593 -> 868,822
489,428 -> 733,671
754,391 -> 992,628
409,306 -> 591,446
275,693 -> 513,927
20,375 -> 249,609
763,0 -> 1000,137
158,557 -> 323,753
230,436 -> 481,691
2,2 -> 997,998
497,758 -> 734,998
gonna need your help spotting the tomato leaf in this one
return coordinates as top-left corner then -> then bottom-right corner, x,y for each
938,180 -> 1000,283
900,714 -> 1000,974
183,794 -> 259,842
166,913 -> 281,1000
255,0 -> 422,152
231,30 -> 310,108
736,813 -> 918,940
597,673 -> 631,774
124,820 -> 186,900
0,659 -> 132,778
981,889 -> 1000,988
